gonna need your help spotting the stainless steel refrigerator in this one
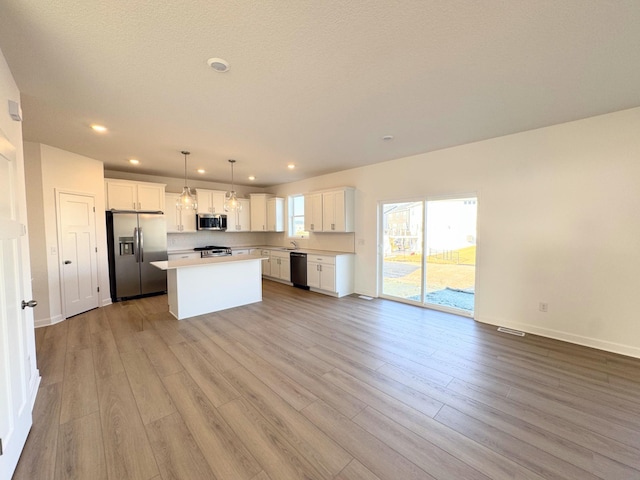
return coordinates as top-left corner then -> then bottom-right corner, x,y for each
106,211 -> 167,301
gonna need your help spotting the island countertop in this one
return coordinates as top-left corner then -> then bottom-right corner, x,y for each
151,254 -> 266,271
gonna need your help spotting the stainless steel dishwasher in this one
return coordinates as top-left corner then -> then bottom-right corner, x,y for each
290,252 -> 309,289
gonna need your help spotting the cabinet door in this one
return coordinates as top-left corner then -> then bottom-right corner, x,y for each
196,190 -> 212,214
307,262 -> 320,288
181,209 -> 197,232
332,191 -> 346,231
319,263 -> 336,292
250,195 -> 267,231
106,181 -> 137,210
227,198 -> 251,232
210,191 -> 226,214
235,198 -> 251,231
305,193 -> 323,232
267,197 -> 284,232
279,255 -> 291,282
260,250 -> 271,276
137,184 -> 164,211
164,194 -> 181,232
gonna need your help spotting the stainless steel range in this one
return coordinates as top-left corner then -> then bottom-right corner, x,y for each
194,245 -> 232,258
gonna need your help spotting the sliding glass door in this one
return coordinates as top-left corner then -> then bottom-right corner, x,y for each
381,197 -> 477,315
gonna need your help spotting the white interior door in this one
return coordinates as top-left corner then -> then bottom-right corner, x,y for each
59,192 -> 99,318
0,131 -> 39,478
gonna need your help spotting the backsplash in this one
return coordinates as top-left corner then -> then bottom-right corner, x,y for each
168,232 -> 268,250
168,231 -> 355,253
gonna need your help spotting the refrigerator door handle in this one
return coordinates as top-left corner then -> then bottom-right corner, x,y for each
134,227 -> 140,263
139,227 -> 144,263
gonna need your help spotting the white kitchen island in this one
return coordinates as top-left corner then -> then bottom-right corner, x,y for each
151,254 -> 266,320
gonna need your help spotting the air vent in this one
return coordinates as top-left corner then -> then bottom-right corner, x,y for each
497,327 -> 525,337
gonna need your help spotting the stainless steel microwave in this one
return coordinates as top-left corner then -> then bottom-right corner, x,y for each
196,213 -> 227,231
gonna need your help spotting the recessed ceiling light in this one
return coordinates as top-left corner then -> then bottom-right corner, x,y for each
197,169 -> 205,174
287,164 -> 295,170
91,124 -> 107,133
129,159 -> 139,165
382,135 -> 394,141
248,176 -> 255,181
207,57 -> 230,73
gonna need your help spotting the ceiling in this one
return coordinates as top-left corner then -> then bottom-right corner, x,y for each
1,1 -> 640,187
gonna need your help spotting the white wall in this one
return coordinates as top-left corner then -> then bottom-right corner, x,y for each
273,107 -> 640,358
24,143 -> 110,326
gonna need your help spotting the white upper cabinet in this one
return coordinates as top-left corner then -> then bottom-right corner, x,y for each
165,193 -> 197,233
105,179 -> 165,211
250,194 -> 268,231
228,198 -> 251,232
196,189 -> 226,214
322,188 -> 355,232
250,194 -> 284,232
304,192 -> 323,232
267,197 -> 284,232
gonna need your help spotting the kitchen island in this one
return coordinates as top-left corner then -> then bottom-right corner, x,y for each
151,254 -> 266,320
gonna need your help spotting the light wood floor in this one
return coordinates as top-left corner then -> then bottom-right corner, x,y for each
14,280 -> 640,480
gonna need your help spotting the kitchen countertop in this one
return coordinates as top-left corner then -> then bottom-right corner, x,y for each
168,246 -> 355,256
152,254 -> 266,270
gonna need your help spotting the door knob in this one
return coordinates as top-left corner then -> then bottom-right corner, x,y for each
64,260 -> 72,264
21,300 -> 38,310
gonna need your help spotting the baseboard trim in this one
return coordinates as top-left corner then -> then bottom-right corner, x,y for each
34,314 -> 64,328
477,316 -> 640,359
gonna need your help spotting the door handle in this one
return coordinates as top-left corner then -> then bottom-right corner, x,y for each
21,299 -> 38,310
64,260 -> 72,264
139,227 -> 144,263
134,227 -> 140,262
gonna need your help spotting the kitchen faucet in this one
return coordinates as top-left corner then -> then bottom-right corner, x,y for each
290,240 -> 298,249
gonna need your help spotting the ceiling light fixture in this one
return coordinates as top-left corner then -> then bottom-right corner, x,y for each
383,135 -> 394,141
207,57 -> 230,73
197,169 -> 205,174
248,175 -> 255,181
224,159 -> 242,212
129,159 -> 139,165
177,150 -> 197,210
91,124 -> 107,133
287,164 -> 295,169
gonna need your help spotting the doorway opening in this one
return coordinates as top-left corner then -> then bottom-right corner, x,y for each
380,196 -> 477,316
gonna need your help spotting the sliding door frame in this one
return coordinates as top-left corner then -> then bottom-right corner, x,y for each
377,193 -> 479,319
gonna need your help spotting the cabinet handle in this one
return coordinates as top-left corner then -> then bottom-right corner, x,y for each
133,202 -> 136,209
332,223 -> 335,230
310,224 -> 314,231
139,202 -> 142,210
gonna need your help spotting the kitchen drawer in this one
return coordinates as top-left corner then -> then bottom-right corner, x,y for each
168,252 -> 200,261
307,255 -> 335,265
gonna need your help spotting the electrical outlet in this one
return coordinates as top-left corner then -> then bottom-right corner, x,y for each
539,302 -> 548,312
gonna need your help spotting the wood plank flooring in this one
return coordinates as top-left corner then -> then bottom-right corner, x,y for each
13,280 -> 640,480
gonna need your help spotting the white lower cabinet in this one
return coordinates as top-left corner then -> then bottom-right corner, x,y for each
307,254 -> 354,297
252,249 -> 271,276
269,251 -> 291,282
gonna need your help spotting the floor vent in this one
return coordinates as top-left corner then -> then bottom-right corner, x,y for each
497,327 -> 525,337
359,295 -> 373,301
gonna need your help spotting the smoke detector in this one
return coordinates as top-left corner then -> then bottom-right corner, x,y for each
207,58 -> 230,73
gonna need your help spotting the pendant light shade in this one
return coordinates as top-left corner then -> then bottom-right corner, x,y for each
177,150 -> 197,210
224,159 -> 242,212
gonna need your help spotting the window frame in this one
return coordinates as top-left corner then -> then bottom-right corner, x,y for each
288,194 -> 308,238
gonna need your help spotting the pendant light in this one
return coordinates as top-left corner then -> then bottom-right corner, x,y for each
177,150 -> 198,210
224,159 -> 242,212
